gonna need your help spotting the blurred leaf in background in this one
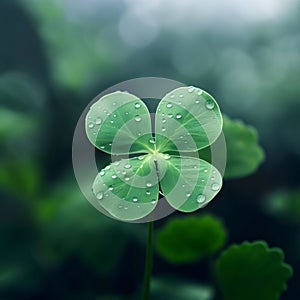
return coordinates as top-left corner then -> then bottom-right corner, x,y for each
264,188 -> 300,224
156,215 -> 227,263
151,278 -> 214,300
214,241 -> 293,300
222,116 -> 265,179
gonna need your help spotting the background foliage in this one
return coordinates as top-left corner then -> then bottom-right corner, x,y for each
0,0 -> 300,299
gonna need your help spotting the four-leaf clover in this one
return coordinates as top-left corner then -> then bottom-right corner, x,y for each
85,86 -> 223,221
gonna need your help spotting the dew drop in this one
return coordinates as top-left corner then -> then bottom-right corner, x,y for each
110,120 -> 114,124
197,194 -> 206,204
161,127 -> 166,132
206,100 -> 215,110
135,103 -> 141,108
182,184 -> 186,188
149,139 -> 155,144
105,165 -> 111,170
186,193 -> 191,197
151,200 -> 156,204
176,114 -> 182,119
163,154 -> 170,160
168,113 -> 173,118
133,197 -> 138,202
198,90 -> 203,95
96,192 -> 103,200
204,169 -> 208,173
111,174 -> 117,179
211,177 -> 215,181
179,94 -> 184,98
195,100 -> 200,104
124,206 -> 128,210
99,171 -> 105,176
162,118 -> 167,123
138,155 -> 144,160
124,177 -> 130,181
188,86 -> 195,93
95,118 -> 102,125
100,146 -> 105,149
146,182 -> 152,187
108,186 -> 114,191
88,122 -> 94,128
113,114 -> 117,118
170,94 -> 175,99
125,112 -> 129,115
166,103 -> 173,108
124,164 -> 131,169
201,179 -> 205,182
135,115 -> 142,122
113,161 -> 120,166
146,191 -> 151,195
211,183 -> 221,191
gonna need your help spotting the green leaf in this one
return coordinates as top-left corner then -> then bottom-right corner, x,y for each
155,86 -> 222,152
223,116 -> 265,179
36,177 -> 139,274
0,108 -> 37,141
92,155 -> 159,221
151,277 -> 214,300
0,159 -> 41,201
156,215 -> 227,263
264,188 -> 300,224
158,156 -> 223,212
215,241 -> 293,300
85,91 -> 154,155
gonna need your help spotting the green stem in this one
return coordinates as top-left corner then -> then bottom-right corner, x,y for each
143,221 -> 154,300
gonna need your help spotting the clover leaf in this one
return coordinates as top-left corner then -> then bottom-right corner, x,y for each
156,215 -> 227,263
85,86 -> 223,221
214,241 -> 293,300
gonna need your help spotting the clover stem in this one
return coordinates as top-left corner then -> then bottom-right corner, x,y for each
143,220 -> 154,300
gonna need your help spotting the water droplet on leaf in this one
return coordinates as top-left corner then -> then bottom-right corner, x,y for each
206,100 -> 215,110
95,118 -> 102,125
96,192 -> 103,200
197,194 -> 206,204
211,183 -> 221,191
188,86 -> 195,93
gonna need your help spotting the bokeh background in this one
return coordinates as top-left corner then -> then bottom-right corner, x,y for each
1,0 -> 300,299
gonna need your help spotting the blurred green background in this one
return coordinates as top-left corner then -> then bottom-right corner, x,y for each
1,0 -> 300,299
